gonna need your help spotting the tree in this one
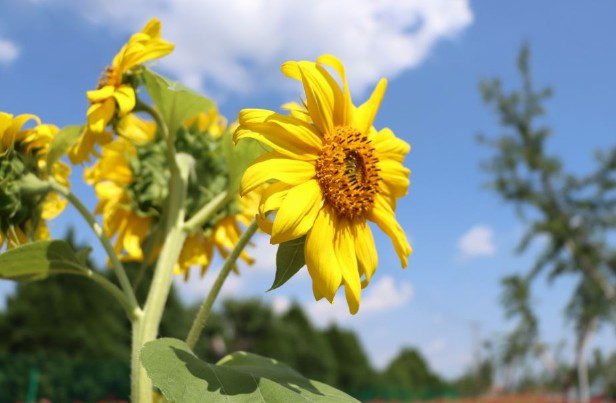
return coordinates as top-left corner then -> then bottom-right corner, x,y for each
479,44 -> 616,401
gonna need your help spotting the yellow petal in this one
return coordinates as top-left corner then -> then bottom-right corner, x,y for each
240,152 -> 315,196
353,78 -> 387,135
353,220 -> 378,288
87,86 -> 115,103
317,54 -> 352,126
304,206 -> 342,303
87,98 -> 115,133
117,114 -> 156,143
259,182 -> 291,216
371,127 -> 410,163
282,61 -> 335,135
367,194 -> 412,267
271,180 -> 323,244
335,218 -> 361,314
113,85 -> 136,115
378,159 -> 410,198
236,109 -> 322,158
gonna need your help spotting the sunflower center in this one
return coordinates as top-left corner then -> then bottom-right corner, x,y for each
315,126 -> 380,219
97,66 -> 119,89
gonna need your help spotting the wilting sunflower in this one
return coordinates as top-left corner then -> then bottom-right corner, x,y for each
69,18 -> 174,163
235,55 -> 412,314
87,108 -> 260,274
0,112 -> 70,249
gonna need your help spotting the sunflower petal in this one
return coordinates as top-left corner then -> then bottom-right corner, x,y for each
335,218 -> 361,314
304,206 -> 342,302
371,127 -> 410,163
367,194 -> 412,267
271,180 -> 323,244
113,85 -> 136,115
240,152 -> 315,196
354,78 -> 387,135
378,159 -> 410,197
353,220 -> 378,288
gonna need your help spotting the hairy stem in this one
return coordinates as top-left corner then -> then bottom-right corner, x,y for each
50,181 -> 140,317
183,191 -> 229,233
185,219 -> 258,350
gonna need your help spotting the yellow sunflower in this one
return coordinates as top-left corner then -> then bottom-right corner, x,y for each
84,137 -> 153,261
234,55 -> 412,314
69,18 -> 174,164
0,113 -> 70,249
175,189 -> 260,279
185,107 -> 229,139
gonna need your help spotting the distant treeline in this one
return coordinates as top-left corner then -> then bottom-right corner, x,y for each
0,255 -> 463,401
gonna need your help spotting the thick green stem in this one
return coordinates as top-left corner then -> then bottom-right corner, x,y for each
185,219 -> 258,350
183,191 -> 229,233
131,153 -> 192,403
50,181 -> 140,317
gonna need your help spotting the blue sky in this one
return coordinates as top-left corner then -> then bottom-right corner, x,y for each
1,0 -> 615,379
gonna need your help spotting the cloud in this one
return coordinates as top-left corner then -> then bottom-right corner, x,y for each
424,338 -> 446,355
457,225 -> 496,258
47,0 -> 472,97
249,234 -> 277,273
306,275 -> 414,327
0,38 -> 19,64
271,296 -> 292,315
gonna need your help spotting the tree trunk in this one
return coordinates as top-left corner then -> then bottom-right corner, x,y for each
575,318 -> 597,403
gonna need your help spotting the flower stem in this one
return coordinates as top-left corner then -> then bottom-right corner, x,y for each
50,181 -> 140,318
185,219 -> 258,350
182,191 -> 229,233
131,153 -> 192,403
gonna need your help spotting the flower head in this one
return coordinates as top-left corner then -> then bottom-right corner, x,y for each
70,18 -> 174,164
0,112 -> 70,249
87,108 -> 260,274
235,55 -> 412,314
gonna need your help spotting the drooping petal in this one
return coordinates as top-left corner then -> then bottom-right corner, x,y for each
271,180 -> 323,244
304,206 -> 343,302
367,194 -> 412,267
117,114 -> 156,143
87,98 -> 116,133
113,85 -> 136,115
335,218 -> 361,314
87,86 -> 115,103
353,220 -> 378,288
240,152 -> 315,196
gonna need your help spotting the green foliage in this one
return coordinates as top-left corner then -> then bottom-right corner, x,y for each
141,337 -> 358,403
323,326 -> 375,392
143,68 -> 214,135
0,240 -> 81,281
269,236 -> 306,291
382,348 -> 444,390
46,125 -> 83,173
222,130 -> 267,195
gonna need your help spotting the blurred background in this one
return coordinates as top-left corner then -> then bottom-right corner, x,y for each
1,0 -> 615,401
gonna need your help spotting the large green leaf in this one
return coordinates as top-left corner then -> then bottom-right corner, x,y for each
141,338 -> 358,403
222,131 -> 268,195
143,69 -> 214,135
269,236 -> 306,291
0,240 -> 81,281
46,125 -> 83,173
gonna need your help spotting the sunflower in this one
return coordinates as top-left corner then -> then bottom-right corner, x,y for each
175,189 -> 260,279
69,18 -> 174,164
0,112 -> 70,249
234,55 -> 412,314
87,108 -> 261,274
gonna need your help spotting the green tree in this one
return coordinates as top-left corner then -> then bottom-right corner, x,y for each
323,325 -> 375,392
382,348 -> 443,391
479,45 -> 616,401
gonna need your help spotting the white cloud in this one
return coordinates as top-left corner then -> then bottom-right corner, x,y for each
0,38 -> 19,64
49,0 -> 472,97
306,275 -> 414,327
457,225 -> 496,258
249,234 -> 277,273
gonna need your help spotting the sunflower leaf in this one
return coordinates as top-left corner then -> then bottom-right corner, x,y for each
0,240 -> 81,282
143,69 -> 214,135
141,337 -> 358,402
46,125 -> 84,174
222,131 -> 268,195
269,236 -> 306,291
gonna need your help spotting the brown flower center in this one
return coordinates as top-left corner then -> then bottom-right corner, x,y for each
315,126 -> 380,219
